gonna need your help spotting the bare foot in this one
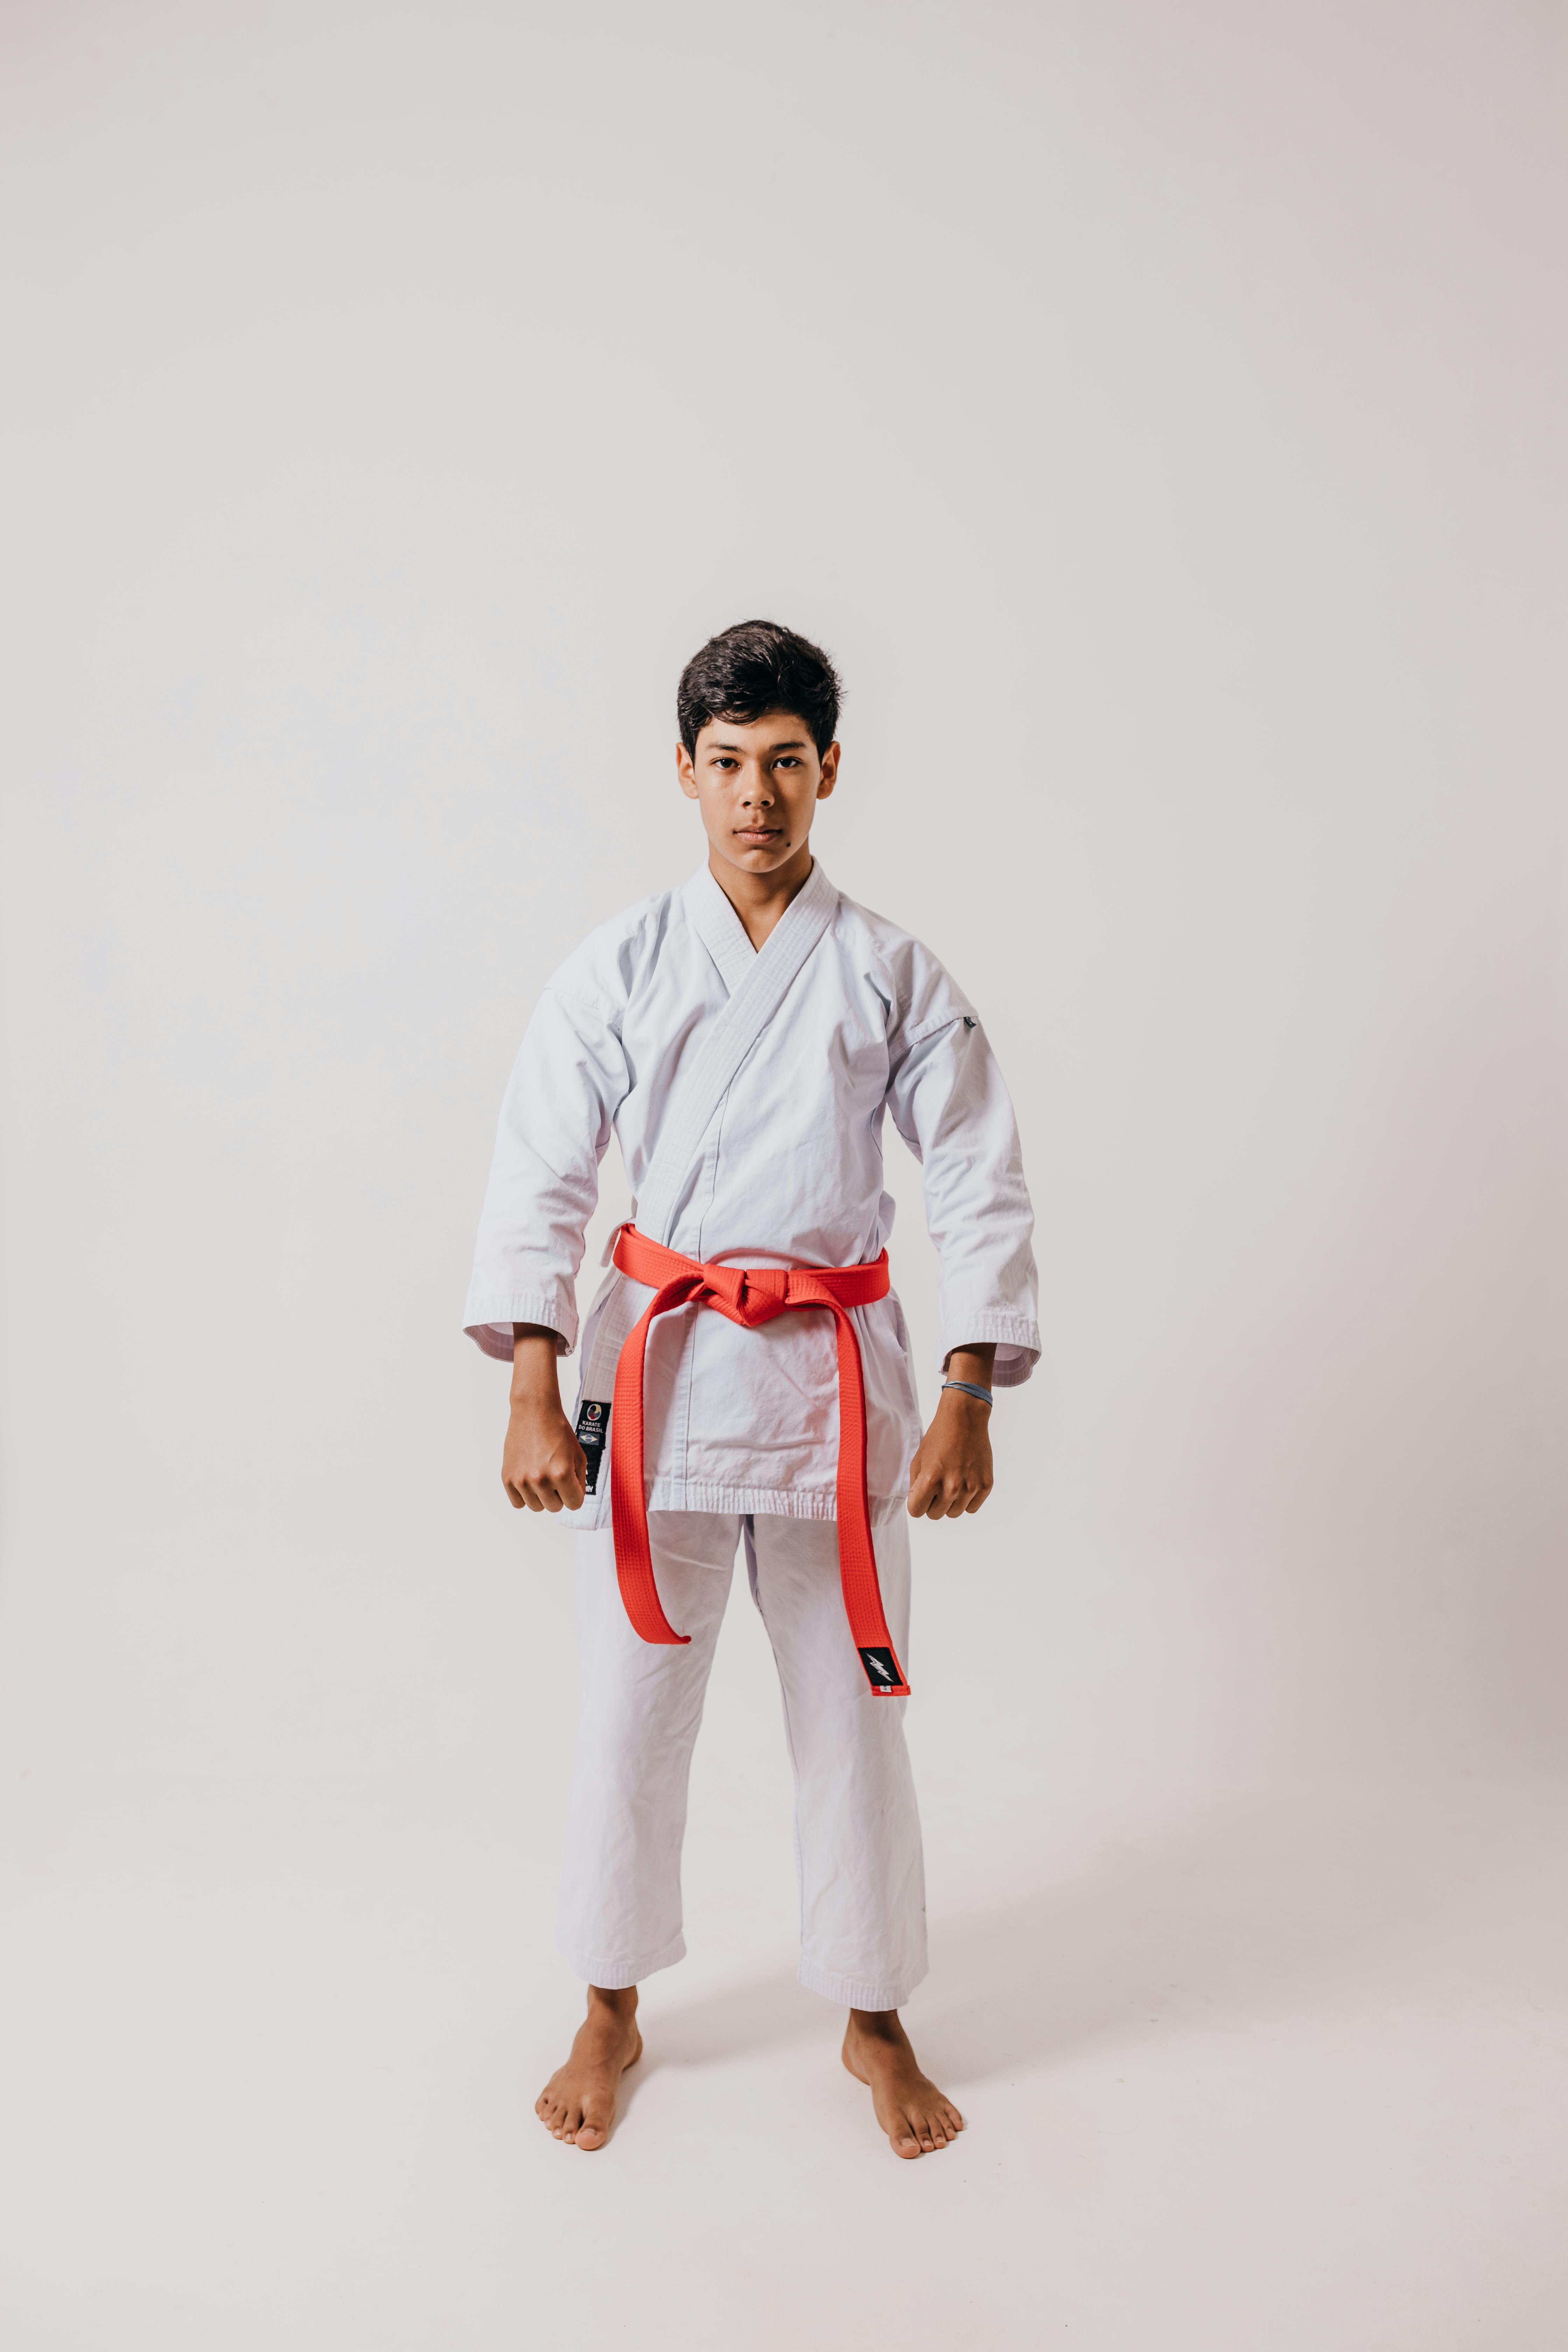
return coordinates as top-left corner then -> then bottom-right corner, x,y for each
842,2008 -> 965,2159
536,1986 -> 643,2150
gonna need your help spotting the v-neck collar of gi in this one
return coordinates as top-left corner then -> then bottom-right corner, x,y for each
683,858 -> 837,997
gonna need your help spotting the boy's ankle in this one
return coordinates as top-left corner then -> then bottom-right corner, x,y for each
587,1983 -> 638,2015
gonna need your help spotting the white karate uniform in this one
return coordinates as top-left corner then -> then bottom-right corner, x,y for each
465,858 -> 1038,2001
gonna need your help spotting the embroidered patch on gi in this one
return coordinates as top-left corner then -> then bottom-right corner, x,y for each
575,1399 -> 611,1494
858,1647 -> 903,1693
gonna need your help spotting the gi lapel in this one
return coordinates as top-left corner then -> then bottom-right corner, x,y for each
681,861 -> 757,997
634,858 -> 839,1246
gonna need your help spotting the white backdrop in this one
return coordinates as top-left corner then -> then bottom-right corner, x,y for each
2,5 -> 1565,2348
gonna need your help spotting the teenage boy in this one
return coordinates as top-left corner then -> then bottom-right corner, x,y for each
465,620 -> 1038,2158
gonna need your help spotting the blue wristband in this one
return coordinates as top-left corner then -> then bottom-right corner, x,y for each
942,1379 -> 994,1407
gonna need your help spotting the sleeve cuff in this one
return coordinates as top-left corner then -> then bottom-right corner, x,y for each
462,1288 -> 578,1363
939,1309 -> 1041,1388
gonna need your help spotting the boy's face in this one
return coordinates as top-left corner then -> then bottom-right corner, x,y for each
676,710 -> 839,882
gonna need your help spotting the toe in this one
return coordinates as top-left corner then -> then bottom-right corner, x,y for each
576,2119 -> 608,2150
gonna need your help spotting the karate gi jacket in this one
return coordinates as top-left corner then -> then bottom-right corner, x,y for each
465,860 -> 1039,1529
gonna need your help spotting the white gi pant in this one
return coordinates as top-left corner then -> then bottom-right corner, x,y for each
559,1506 -> 928,2010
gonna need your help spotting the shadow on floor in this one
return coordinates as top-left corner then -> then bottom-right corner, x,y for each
632,1779 -> 1566,2085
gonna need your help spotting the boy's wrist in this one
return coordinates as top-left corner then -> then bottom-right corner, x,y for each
509,1385 -> 569,1416
944,1343 -> 997,1391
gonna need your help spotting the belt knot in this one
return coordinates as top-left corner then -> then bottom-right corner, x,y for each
695,1262 -> 789,1326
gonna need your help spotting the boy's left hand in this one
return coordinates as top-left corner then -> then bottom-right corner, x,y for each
907,1346 -> 996,1518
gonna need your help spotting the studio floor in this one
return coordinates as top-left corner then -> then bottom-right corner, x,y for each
1,1578 -> 1563,2352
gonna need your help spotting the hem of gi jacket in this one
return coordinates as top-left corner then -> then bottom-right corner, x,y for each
557,1930 -> 686,1988
565,1481 -> 911,1531
797,1955 -> 929,2010
464,1290 -> 577,1360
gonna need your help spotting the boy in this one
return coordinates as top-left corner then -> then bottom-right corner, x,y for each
465,621 -> 1038,2157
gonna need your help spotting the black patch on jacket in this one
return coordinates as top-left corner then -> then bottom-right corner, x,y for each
575,1399 -> 611,1494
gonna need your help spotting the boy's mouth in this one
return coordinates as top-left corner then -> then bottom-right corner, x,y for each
734,826 -> 784,846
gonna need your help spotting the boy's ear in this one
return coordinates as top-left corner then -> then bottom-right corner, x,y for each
817,741 -> 840,799
675,742 -> 700,800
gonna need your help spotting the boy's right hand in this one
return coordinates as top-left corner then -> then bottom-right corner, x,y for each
502,1400 -> 587,1512
504,1325 -> 587,1512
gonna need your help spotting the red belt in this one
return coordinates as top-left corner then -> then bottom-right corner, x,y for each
607,1224 -> 911,1697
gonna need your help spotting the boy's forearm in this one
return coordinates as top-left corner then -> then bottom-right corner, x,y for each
511,1323 -> 566,1406
945,1343 -> 997,1390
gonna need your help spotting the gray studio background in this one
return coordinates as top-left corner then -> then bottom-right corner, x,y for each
2,5 -> 1564,2348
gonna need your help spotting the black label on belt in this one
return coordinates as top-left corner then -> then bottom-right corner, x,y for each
575,1399 -> 611,1494
858,1646 -> 902,1693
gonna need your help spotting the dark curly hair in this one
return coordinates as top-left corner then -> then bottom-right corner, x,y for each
677,619 -> 842,758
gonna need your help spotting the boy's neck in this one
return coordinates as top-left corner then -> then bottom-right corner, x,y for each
707,838 -> 815,952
